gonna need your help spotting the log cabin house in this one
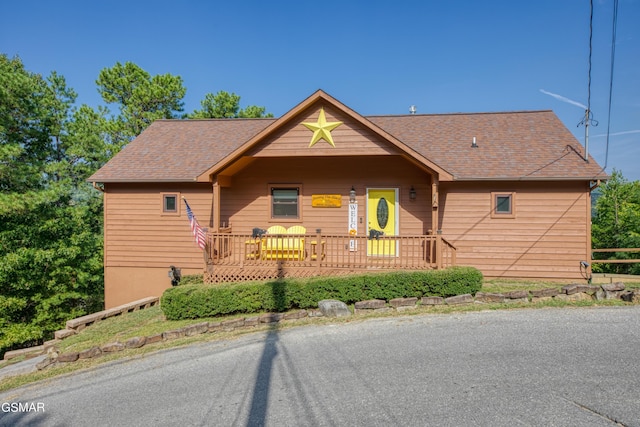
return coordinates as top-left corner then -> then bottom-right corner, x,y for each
89,90 -> 607,308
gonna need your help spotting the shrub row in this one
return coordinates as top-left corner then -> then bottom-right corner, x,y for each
160,266 -> 483,321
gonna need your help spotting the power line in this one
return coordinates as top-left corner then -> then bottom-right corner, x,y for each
604,0 -> 619,171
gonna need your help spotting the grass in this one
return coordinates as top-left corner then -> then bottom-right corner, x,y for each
1,278 -> 638,393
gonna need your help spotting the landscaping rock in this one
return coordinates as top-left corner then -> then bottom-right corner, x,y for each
125,336 -> 147,349
222,318 -> 245,330
146,333 -> 164,345
389,297 -> 418,308
101,342 -> 125,352
445,294 -> 474,305
260,313 -> 284,323
530,288 -> 560,298
244,317 -> 260,327
602,282 -> 625,292
561,284 -> 580,295
208,322 -> 222,332
36,357 -> 55,370
184,322 -> 209,336
54,329 -> 76,340
79,347 -> 102,359
422,296 -> 444,306
57,352 -> 79,363
474,292 -> 506,303
284,310 -> 308,320
505,290 -> 529,300
354,299 -> 386,310
318,300 -> 352,317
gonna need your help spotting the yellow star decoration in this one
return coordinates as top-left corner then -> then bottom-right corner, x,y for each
302,108 -> 343,148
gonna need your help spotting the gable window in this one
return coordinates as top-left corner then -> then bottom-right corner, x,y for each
271,187 -> 300,219
491,192 -> 515,218
161,193 -> 180,215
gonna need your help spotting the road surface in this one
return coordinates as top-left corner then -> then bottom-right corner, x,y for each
1,306 -> 639,426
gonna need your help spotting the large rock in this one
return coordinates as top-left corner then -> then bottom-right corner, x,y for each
125,336 -> 147,349
422,296 -> 444,306
79,346 -> 102,359
318,300 -> 352,317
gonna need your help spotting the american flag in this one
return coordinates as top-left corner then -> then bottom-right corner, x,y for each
184,198 -> 207,250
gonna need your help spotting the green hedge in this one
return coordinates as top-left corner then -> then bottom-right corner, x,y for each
160,266 -> 483,320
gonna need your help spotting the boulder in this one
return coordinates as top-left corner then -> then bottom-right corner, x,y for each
318,300 -> 352,317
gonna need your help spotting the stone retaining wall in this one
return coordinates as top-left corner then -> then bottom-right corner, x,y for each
34,283 -> 639,371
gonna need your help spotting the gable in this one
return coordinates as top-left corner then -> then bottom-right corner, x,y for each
245,105 -> 401,158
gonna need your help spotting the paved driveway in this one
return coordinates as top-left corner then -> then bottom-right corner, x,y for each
1,306 -> 639,426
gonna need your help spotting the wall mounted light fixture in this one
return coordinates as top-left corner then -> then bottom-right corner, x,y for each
349,186 -> 356,203
409,186 -> 417,200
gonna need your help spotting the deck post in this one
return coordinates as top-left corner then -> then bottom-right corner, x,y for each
212,179 -> 220,232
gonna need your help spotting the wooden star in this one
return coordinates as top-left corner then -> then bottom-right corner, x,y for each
302,108 -> 343,147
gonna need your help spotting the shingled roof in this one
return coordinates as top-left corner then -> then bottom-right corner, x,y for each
89,92 -> 606,183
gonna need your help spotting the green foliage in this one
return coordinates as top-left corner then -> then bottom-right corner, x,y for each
592,170 -> 640,274
0,54 -> 104,357
189,90 -> 272,119
161,267 -> 483,320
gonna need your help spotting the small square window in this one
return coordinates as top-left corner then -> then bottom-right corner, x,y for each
491,192 -> 516,218
161,193 -> 180,215
495,195 -> 512,214
271,187 -> 299,219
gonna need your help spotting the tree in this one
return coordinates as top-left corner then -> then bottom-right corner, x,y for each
0,55 -> 103,356
189,90 -> 272,119
591,170 -> 640,274
96,61 -> 187,152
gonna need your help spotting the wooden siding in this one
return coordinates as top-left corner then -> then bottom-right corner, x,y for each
220,156 -> 434,236
246,106 -> 400,158
103,183 -> 213,269
439,181 -> 590,279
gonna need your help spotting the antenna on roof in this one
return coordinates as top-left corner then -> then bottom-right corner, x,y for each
409,105 -> 417,115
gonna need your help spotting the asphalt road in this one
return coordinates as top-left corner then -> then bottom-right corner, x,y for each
1,306 -> 639,426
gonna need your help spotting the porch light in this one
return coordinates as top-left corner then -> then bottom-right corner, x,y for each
349,187 -> 356,203
409,186 -> 417,200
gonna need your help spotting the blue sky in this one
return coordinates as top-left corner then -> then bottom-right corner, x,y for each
3,0 -> 639,180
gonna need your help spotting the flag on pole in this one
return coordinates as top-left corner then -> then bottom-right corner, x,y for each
183,198 -> 207,250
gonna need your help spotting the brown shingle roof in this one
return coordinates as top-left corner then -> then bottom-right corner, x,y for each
368,110 -> 606,180
88,118 -> 275,182
89,98 -> 606,183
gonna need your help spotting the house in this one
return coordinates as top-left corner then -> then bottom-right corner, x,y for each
89,90 -> 607,308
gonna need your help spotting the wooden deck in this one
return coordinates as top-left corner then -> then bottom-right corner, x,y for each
204,232 -> 457,283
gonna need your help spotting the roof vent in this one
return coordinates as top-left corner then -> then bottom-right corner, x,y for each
471,136 -> 478,148
409,105 -> 417,115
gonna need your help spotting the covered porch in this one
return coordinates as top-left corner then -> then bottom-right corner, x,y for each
203,229 -> 456,283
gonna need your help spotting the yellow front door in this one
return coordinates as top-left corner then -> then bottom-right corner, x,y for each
367,188 -> 397,256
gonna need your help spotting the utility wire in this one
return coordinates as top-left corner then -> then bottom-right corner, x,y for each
604,0 -> 619,171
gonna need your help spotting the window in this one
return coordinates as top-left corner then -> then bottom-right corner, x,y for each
491,192 -> 516,218
271,187 -> 299,219
161,193 -> 180,215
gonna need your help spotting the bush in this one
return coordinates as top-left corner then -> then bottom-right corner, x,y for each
161,266 -> 483,320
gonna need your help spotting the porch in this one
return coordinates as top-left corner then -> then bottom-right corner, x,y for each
203,230 -> 457,284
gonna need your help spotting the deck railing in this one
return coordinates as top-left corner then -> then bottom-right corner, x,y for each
205,232 -> 456,283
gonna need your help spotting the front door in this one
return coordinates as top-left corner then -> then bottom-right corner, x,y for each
367,188 -> 397,256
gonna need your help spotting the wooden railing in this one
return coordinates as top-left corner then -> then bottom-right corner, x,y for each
205,232 -> 456,281
591,248 -> 640,264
